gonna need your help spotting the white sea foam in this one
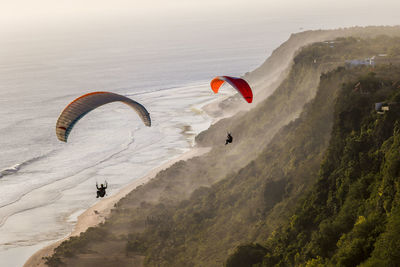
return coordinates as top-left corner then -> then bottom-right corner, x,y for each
0,80 -> 233,265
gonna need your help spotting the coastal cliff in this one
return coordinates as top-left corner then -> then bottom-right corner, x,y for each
227,65 -> 400,267
40,26 -> 400,267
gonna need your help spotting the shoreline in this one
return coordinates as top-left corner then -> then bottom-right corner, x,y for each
24,146 -> 211,267
23,83 -> 233,267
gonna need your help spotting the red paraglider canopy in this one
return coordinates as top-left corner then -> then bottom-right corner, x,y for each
210,76 -> 253,103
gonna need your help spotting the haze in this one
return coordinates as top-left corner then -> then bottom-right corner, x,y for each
2,0 -> 400,28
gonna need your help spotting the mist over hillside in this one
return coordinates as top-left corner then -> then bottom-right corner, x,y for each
231,65 -> 400,267
44,26 -> 400,267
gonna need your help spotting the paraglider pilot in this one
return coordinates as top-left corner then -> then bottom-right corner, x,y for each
225,132 -> 233,145
96,181 -> 108,198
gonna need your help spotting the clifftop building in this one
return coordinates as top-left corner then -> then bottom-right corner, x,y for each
346,56 -> 375,67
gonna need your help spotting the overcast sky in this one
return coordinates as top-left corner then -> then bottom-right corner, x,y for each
2,0 -> 400,27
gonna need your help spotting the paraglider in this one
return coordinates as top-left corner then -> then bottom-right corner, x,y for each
225,132 -> 233,145
210,76 -> 253,103
56,92 -> 151,142
96,181 -> 108,198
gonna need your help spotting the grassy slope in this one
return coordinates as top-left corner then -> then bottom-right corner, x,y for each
44,28 -> 400,267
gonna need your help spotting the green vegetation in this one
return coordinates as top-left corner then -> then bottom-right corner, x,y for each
244,66 -> 400,266
44,28 -> 400,267
229,68 -> 400,266
225,244 -> 267,267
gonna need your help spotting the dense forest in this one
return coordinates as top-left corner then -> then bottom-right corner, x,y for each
44,28 -> 400,267
228,66 -> 400,266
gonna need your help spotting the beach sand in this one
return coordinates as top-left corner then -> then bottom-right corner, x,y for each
24,146 -> 211,267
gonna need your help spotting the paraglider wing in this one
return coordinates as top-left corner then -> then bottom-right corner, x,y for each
56,91 -> 151,142
210,76 -> 253,103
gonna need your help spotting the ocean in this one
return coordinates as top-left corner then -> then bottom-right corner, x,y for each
1,7 -> 399,266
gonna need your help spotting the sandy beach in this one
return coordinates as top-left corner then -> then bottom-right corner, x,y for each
24,146 -> 211,267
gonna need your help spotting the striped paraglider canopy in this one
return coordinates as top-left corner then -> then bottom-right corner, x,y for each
56,92 -> 151,142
